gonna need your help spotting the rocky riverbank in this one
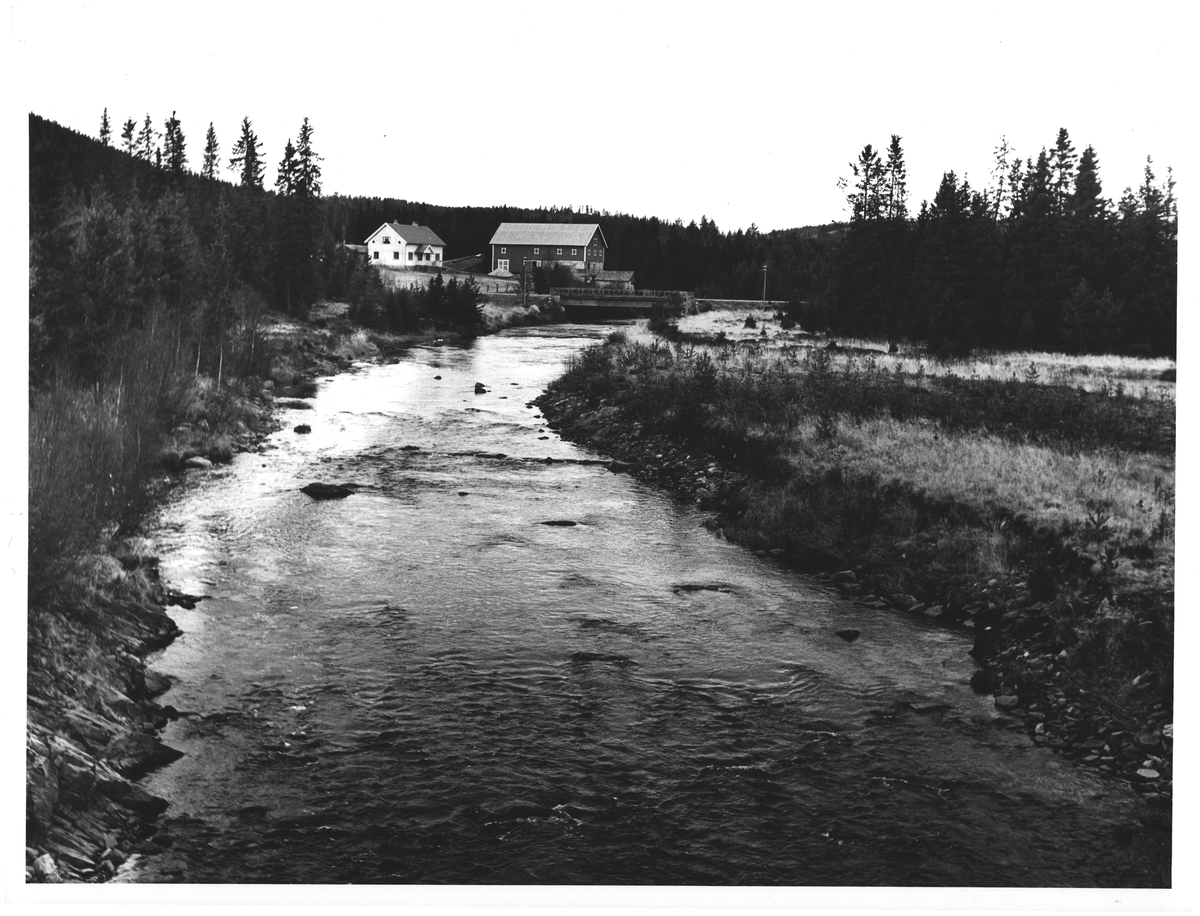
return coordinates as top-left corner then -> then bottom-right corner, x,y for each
25,315 -> 350,883
533,384 -> 1174,821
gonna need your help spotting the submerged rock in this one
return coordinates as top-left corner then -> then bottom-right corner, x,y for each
300,483 -> 354,500
475,382 -> 488,394
835,628 -> 861,642
541,519 -> 578,527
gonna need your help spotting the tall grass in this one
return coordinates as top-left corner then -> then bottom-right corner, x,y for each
29,298 -> 268,608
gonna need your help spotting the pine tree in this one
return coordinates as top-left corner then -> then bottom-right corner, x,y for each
228,116 -> 264,188
121,118 -> 136,154
163,111 -> 187,180
201,123 -> 219,179
839,145 -> 884,222
135,113 -> 155,162
99,108 -> 111,146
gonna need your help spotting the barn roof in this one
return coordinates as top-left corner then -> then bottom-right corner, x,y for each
489,222 -> 606,247
591,270 -> 634,281
365,222 -> 447,246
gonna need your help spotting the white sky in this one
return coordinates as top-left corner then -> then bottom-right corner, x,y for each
10,1 -> 1193,234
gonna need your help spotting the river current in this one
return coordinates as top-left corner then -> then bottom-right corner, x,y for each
128,324 -> 1167,885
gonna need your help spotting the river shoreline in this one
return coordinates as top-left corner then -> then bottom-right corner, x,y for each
533,343 -> 1174,823
24,315 -> 358,883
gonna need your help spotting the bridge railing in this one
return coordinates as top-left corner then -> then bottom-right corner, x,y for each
550,287 -> 694,300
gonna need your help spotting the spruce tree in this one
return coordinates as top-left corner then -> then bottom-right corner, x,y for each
202,123 -> 219,179
883,135 -> 908,221
121,118 -> 136,155
99,108 -> 111,146
1049,128 -> 1077,216
275,139 -> 297,195
1072,146 -> 1105,220
293,117 -> 322,199
228,117 -> 264,188
163,111 -> 187,180
135,113 -> 155,162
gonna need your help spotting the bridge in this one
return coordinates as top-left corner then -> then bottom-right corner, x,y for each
551,287 -> 694,318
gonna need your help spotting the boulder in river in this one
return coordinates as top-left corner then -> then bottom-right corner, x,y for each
475,382 -> 488,394
300,483 -> 355,500
541,519 -> 578,527
835,628 -> 861,642
294,424 -> 312,434
183,456 -> 213,470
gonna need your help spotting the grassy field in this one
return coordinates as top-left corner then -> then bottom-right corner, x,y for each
539,316 -> 1174,801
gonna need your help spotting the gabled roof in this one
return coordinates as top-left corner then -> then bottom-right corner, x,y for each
591,270 -> 634,281
365,222 -> 447,247
489,222 -> 606,248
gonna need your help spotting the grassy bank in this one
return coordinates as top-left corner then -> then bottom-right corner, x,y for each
535,324 -> 1173,808
24,308 -> 372,882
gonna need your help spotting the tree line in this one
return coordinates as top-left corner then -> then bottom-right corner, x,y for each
825,130 -> 1177,357
33,111 -> 1177,385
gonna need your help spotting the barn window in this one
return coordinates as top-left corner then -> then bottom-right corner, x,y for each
498,259 -> 509,270
501,246 -> 507,254
534,247 -> 539,254
571,248 -> 577,256
557,248 -> 562,255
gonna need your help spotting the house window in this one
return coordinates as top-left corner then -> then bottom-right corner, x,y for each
498,259 -> 509,270
426,253 -> 431,261
383,236 -> 390,244
408,252 -> 414,260
435,253 -> 441,261
394,251 -> 400,260
373,251 -> 379,260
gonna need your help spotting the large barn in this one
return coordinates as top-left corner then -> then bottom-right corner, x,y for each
488,223 -> 607,274
365,222 -> 447,268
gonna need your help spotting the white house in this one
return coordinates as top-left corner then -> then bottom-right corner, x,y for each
365,222 -> 447,268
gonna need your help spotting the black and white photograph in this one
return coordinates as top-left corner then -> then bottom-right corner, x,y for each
8,1 -> 1190,909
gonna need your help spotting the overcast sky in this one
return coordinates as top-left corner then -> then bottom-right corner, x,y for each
12,2 -> 1192,234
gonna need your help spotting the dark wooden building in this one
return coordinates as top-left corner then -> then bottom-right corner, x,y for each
488,223 -> 607,274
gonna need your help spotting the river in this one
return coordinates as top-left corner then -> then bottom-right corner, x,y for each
126,324 -> 1167,885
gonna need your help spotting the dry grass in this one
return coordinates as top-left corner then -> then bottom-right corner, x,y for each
631,310 -> 1177,401
799,415 -> 1174,545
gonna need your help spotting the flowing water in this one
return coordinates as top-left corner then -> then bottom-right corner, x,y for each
128,325 -> 1168,885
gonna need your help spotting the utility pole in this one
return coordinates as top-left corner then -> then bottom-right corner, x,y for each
762,263 -> 768,302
